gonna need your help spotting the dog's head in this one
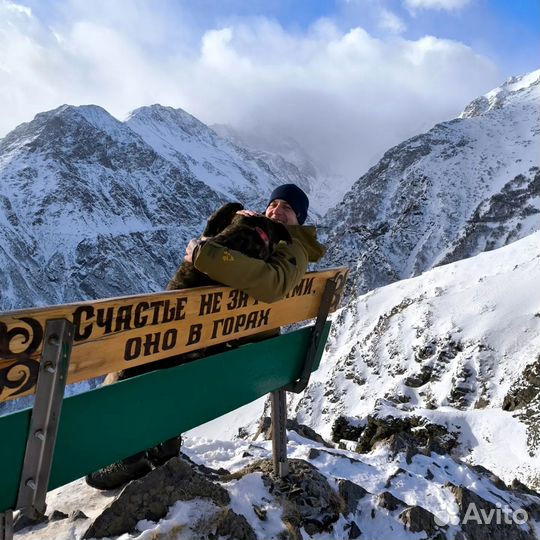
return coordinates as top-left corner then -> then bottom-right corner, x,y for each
203,202 -> 292,260
202,202 -> 245,237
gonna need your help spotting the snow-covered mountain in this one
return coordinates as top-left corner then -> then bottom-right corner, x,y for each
322,70 -> 539,298
3,72 -> 535,311
0,104 -> 320,311
126,106 -> 320,214
0,104 -> 222,310
211,123 -> 350,214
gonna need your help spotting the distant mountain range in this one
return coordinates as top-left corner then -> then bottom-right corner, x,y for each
2,72 -> 536,311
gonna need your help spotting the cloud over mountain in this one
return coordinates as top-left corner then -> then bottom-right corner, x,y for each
0,0 -> 501,179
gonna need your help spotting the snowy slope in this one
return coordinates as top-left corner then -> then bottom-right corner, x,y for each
291,231 -> 540,489
126,105 -> 320,217
322,70 -> 540,298
0,104 -> 223,310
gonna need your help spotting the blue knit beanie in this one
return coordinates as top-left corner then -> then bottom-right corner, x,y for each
267,184 -> 309,225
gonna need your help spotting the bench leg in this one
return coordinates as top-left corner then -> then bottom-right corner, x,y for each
0,510 -> 13,540
271,389 -> 289,478
16,319 -> 74,520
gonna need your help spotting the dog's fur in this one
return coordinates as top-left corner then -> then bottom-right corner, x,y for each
105,202 -> 291,383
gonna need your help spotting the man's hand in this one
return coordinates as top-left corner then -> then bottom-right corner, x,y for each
236,209 -> 261,218
184,237 -> 207,263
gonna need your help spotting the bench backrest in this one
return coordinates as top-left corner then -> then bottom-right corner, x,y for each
0,268 -> 347,403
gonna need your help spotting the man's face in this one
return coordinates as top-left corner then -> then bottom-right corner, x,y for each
265,199 -> 299,226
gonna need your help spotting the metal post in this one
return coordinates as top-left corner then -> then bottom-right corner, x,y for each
271,389 -> 289,478
270,278 -> 338,478
15,319 -> 74,522
0,510 -> 13,540
284,278 -> 336,394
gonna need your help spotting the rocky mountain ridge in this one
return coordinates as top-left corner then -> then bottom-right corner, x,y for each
321,70 -> 539,299
125,105 -> 319,213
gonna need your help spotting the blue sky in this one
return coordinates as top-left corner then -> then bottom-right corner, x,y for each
0,0 -> 538,177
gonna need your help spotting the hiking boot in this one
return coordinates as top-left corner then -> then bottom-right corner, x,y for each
146,435 -> 182,467
85,452 -> 151,490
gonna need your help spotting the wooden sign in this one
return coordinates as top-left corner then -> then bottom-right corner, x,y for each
0,268 -> 348,403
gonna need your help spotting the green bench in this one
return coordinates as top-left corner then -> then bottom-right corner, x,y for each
0,268 -> 347,540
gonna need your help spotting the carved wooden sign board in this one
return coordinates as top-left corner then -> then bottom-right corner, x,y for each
0,268 -> 347,403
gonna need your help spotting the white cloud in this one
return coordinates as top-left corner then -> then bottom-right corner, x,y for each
5,0 -> 29,15
378,8 -> 407,34
0,0 -> 501,179
404,0 -> 472,11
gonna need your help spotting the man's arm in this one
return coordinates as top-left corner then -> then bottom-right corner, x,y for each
192,238 -> 309,303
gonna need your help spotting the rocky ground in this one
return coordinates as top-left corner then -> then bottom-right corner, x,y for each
15,418 -> 540,540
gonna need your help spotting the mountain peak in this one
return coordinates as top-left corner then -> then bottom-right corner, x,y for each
460,69 -> 539,119
0,104 -> 132,154
33,104 -> 120,129
127,103 -> 189,121
126,104 -> 214,142
501,69 -> 540,92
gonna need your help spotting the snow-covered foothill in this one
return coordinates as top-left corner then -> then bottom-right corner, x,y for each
291,231 -> 540,489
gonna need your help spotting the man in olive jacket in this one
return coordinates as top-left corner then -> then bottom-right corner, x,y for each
86,184 -> 324,491
185,183 -> 326,302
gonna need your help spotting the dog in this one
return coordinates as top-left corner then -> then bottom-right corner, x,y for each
107,202 -> 292,382
166,202 -> 292,290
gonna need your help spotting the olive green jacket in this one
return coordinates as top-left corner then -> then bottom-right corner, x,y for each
193,225 -> 326,303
